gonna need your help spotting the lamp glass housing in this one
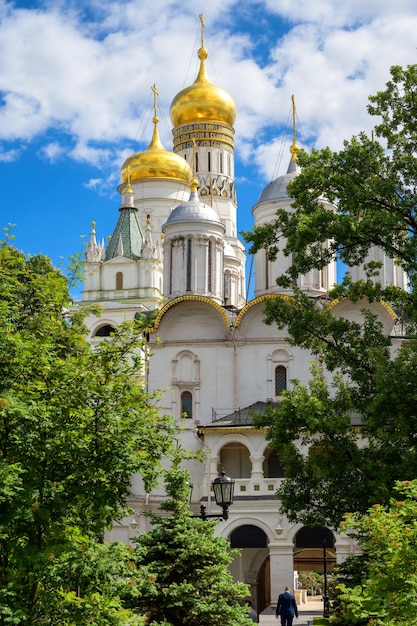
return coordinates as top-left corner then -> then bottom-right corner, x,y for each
212,469 -> 235,507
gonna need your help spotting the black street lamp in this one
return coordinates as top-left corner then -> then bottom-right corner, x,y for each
322,529 -> 330,618
191,469 -> 235,521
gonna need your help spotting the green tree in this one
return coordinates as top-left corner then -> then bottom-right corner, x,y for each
0,239 -> 178,624
331,480 -> 417,625
245,63 -> 417,298
298,571 -> 322,596
244,63 -> 417,527
132,462 -> 253,626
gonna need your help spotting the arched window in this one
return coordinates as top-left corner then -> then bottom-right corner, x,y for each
94,324 -> 116,337
275,365 -> 287,395
181,391 -> 193,419
116,271 -> 123,290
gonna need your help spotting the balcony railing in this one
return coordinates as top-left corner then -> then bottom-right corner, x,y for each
208,477 -> 283,499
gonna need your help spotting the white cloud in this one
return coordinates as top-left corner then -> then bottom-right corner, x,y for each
263,0 -> 417,27
0,0 -> 417,183
0,145 -> 21,162
39,141 -> 65,161
84,177 -> 103,190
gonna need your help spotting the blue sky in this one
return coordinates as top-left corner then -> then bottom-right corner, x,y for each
1,0 -> 417,295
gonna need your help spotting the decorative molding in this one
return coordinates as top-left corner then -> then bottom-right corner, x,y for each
234,294 -> 293,328
327,297 -> 397,320
152,295 -> 231,330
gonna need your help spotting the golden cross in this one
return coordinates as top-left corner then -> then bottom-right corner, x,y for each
151,83 -> 159,118
291,94 -> 297,144
199,13 -> 205,48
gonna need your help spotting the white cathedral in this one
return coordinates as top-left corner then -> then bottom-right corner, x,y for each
80,20 -> 408,614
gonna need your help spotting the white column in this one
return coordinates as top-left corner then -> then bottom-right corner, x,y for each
250,455 -> 264,481
269,543 -> 296,609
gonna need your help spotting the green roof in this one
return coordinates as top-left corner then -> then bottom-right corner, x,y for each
105,207 -> 143,261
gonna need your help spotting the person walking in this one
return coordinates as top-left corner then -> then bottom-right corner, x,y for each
275,586 -> 298,626
247,599 -> 259,623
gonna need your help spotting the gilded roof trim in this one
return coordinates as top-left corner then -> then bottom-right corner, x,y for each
198,427 -> 267,435
326,297 -> 397,320
152,295 -> 231,331
234,293 -> 293,328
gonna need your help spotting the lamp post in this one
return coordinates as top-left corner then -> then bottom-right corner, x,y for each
322,529 -> 330,618
191,469 -> 235,521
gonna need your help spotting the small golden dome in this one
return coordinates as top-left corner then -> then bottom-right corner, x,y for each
121,116 -> 192,184
170,47 -> 236,128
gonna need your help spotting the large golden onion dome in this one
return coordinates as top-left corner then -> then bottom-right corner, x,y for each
120,115 -> 192,184
170,46 -> 236,128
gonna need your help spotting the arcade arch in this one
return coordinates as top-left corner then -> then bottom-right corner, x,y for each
263,447 -> 285,478
294,526 -> 336,572
229,524 -> 270,615
218,442 -> 251,478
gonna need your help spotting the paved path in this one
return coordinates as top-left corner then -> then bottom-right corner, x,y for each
259,599 -> 324,626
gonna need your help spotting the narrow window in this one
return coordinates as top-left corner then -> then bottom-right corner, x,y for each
207,240 -> 212,292
265,249 -> 269,289
181,391 -> 193,419
186,239 -> 192,291
219,152 -> 223,173
224,270 -> 230,299
275,365 -> 287,395
208,151 -> 211,172
169,242 -> 173,294
195,151 -> 199,173
116,272 -> 123,290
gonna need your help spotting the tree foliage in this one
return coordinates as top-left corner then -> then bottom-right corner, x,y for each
131,462 -> 253,626
244,64 -> 417,527
245,64 -> 417,298
331,480 -> 417,625
0,236 -> 178,624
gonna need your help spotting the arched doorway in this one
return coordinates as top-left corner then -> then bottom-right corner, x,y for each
294,526 -> 336,606
294,526 -> 335,572
257,557 -> 270,614
230,525 -> 270,614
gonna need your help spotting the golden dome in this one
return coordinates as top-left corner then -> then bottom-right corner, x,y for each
120,116 -> 192,184
170,47 -> 236,128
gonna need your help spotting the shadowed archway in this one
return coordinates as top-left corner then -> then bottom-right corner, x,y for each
230,525 -> 270,614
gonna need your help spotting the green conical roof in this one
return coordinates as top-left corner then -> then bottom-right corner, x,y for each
105,207 -> 143,261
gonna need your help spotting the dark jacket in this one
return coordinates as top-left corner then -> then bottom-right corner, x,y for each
276,591 -> 298,618
248,606 -> 259,622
